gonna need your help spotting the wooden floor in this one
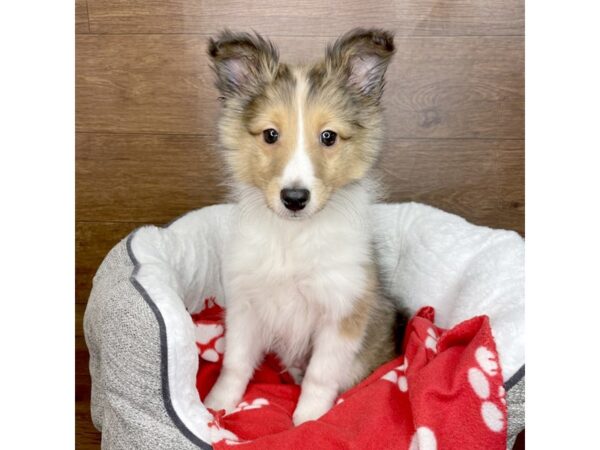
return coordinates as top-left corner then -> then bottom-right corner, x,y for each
75,0 -> 524,448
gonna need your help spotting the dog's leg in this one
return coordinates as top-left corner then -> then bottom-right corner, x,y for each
204,304 -> 263,413
292,324 -> 362,426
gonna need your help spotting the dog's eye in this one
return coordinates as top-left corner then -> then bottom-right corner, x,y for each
320,130 -> 337,147
263,128 -> 279,144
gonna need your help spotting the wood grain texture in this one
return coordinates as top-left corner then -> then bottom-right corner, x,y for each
496,140 -> 525,229
76,302 -> 86,337
76,221 -> 139,304
76,0 -> 90,33
76,133 -> 524,234
76,399 -> 101,447
76,35 -> 523,138
76,1 -> 524,447
377,139 -> 524,234
86,0 -> 523,36
76,133 -> 227,223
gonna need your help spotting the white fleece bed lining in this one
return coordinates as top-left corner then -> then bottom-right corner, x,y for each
127,203 -> 525,448
127,233 -> 213,447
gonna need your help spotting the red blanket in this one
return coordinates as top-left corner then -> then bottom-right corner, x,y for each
191,298 -> 507,449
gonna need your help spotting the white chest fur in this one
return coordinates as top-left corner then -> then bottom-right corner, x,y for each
223,182 -> 374,367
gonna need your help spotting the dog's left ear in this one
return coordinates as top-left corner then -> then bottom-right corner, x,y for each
326,28 -> 395,100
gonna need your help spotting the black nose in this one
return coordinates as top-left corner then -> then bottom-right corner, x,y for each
280,188 -> 310,211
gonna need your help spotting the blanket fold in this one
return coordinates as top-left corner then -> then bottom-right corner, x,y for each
193,303 -> 507,449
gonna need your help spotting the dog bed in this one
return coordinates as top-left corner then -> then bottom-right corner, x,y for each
84,202 -> 525,449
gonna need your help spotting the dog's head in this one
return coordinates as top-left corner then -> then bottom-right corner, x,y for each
208,29 -> 394,219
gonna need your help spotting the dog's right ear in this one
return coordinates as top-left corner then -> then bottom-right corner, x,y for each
208,31 -> 279,99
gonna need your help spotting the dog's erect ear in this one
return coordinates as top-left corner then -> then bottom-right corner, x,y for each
325,28 -> 395,100
208,31 -> 279,98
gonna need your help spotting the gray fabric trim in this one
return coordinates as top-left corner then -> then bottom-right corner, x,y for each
126,231 -> 213,450
505,374 -> 525,450
505,365 -> 525,450
505,365 -> 525,391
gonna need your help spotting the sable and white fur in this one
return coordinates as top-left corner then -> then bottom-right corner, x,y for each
204,29 -> 397,425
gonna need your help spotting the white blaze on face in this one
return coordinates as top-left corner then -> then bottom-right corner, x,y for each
281,72 -> 314,190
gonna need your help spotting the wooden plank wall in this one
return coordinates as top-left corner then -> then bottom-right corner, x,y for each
76,1 -> 524,447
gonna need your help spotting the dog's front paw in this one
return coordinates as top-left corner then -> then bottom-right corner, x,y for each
204,392 -> 238,414
292,396 -> 332,426
204,384 -> 240,414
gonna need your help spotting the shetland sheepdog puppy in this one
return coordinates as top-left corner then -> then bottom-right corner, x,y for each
204,28 -> 397,425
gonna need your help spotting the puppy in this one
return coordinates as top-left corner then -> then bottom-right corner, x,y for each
204,28 -> 397,426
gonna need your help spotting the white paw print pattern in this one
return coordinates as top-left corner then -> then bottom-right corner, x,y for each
424,328 -> 439,353
409,426 -> 438,450
195,323 -> 225,362
381,357 -> 409,392
498,386 -> 506,405
475,346 -> 498,376
223,440 -> 248,446
229,398 -> 270,415
467,346 -> 505,433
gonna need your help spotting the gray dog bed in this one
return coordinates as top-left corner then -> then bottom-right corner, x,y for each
84,202 -> 525,449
